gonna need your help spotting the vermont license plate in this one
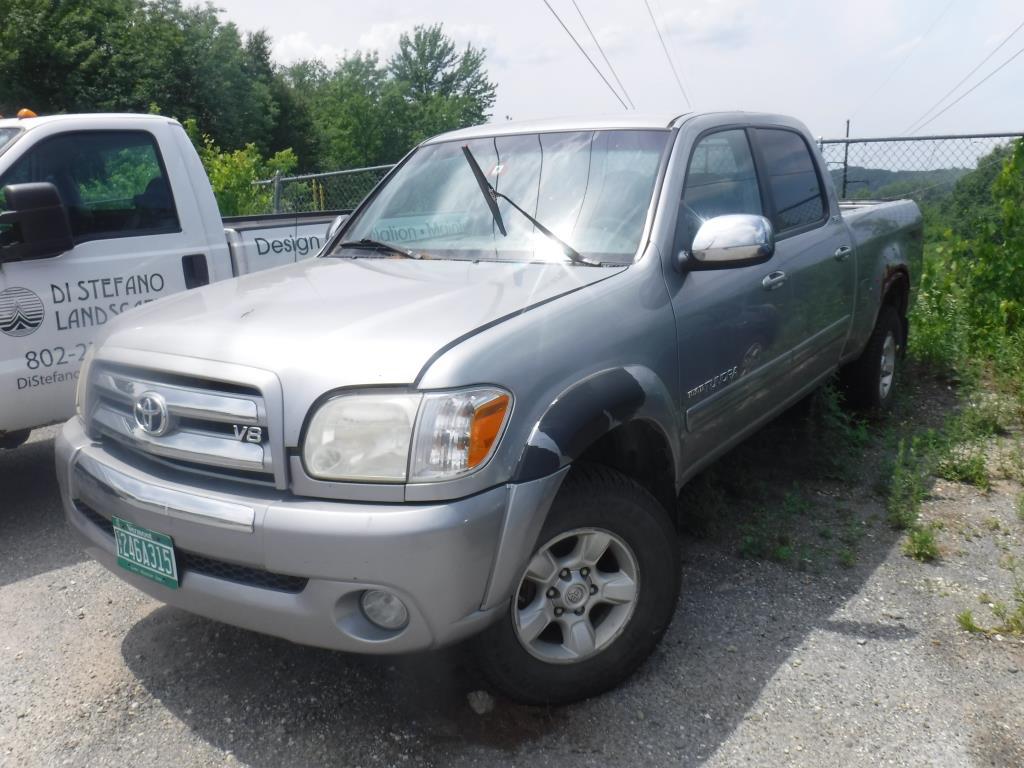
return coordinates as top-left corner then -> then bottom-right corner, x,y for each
112,517 -> 179,589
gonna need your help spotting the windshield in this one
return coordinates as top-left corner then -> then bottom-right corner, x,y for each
336,129 -> 670,265
0,128 -> 21,157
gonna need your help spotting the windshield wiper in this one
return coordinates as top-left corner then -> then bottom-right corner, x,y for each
461,146 -> 600,267
336,238 -> 421,259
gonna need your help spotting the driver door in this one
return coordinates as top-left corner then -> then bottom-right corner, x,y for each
0,129 -> 194,432
665,128 -> 801,467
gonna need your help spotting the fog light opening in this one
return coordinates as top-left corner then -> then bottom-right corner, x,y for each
360,589 -> 409,631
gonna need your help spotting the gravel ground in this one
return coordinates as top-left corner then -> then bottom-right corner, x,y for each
2,390 -> 1023,767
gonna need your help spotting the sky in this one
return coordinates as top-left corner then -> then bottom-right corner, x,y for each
211,0 -> 1024,139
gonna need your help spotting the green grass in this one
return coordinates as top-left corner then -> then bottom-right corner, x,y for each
903,525 -> 940,562
937,447 -> 990,489
887,439 -> 926,530
957,610 -> 984,633
959,579 -> 1024,637
1017,493 -> 1024,523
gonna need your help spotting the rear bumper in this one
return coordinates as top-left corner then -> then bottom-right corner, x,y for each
56,417 -> 566,653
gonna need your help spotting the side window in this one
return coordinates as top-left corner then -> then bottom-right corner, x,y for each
0,131 -> 179,242
753,128 -> 825,233
675,129 -> 762,253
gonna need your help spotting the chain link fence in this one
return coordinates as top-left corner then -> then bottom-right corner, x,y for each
254,132 -> 1024,214
255,164 -> 395,214
818,132 -> 1023,203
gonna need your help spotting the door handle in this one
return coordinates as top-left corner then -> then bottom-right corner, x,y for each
762,270 -> 787,291
181,254 -> 210,289
834,245 -> 852,262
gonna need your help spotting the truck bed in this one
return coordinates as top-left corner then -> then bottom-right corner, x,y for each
223,210 -> 350,275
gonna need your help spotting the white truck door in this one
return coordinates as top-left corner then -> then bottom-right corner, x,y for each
0,126 -> 209,432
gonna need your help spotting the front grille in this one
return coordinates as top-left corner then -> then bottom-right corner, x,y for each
86,363 -> 275,485
76,501 -> 308,594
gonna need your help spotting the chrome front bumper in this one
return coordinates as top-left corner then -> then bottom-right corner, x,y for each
56,417 -> 567,653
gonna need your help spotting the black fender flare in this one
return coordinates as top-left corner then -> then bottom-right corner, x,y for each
512,367 -> 678,485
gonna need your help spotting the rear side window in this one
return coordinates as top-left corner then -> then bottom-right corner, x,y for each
0,130 -> 179,242
675,129 -> 762,253
753,128 -> 825,233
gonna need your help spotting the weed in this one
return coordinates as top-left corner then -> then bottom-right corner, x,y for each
781,488 -> 811,517
1017,493 -> 1024,523
904,525 -> 940,562
887,439 -> 926,529
936,445 -> 990,490
838,548 -> 856,568
957,610 -> 984,633
806,383 -> 871,478
983,516 -> 1002,532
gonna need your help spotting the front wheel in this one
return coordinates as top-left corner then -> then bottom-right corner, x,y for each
841,305 -> 903,412
476,464 -> 680,705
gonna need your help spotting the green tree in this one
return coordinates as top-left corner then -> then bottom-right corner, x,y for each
387,24 -> 496,132
183,119 -> 297,216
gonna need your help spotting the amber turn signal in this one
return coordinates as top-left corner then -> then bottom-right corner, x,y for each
468,394 -> 511,468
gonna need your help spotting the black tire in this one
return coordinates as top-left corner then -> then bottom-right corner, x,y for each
476,464 -> 680,705
841,305 -> 903,412
0,429 -> 30,450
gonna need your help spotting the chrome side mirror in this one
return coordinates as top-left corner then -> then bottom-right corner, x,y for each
678,214 -> 775,271
325,214 -> 347,242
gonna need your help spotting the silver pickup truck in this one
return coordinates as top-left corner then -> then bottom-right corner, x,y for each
56,112 -> 923,704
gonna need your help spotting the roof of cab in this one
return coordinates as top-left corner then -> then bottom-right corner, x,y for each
421,112 -> 690,145
0,113 -> 177,131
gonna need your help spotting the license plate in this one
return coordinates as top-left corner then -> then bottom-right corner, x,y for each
112,517 -> 179,589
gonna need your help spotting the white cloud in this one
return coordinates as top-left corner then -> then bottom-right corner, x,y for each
656,0 -> 751,47
272,31 -> 347,64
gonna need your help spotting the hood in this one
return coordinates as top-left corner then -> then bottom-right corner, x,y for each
100,255 -> 623,395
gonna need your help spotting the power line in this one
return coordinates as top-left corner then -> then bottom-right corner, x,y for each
571,0 -> 635,109
849,0 -> 955,120
912,40 -> 1024,133
641,0 -> 692,108
541,0 -> 629,111
904,17 -> 1024,134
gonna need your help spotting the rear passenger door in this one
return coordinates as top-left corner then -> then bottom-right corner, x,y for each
0,129 -> 197,431
750,128 -> 854,383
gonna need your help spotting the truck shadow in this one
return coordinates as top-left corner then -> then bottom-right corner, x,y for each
120,378 -> 949,767
0,429 -> 87,589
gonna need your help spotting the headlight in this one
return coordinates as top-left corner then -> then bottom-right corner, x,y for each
302,387 -> 511,483
74,345 -> 96,420
303,393 -> 421,482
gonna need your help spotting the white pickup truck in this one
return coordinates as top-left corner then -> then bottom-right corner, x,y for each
0,113 -> 345,448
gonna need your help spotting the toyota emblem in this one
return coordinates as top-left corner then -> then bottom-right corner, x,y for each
133,391 -> 170,436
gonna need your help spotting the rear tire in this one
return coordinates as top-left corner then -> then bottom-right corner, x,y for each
476,464 -> 680,705
842,305 -> 903,412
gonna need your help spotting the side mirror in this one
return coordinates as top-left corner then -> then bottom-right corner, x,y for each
677,214 -> 774,271
0,182 -> 74,263
325,214 -> 347,242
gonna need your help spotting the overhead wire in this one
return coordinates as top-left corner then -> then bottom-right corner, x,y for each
541,0 -> 630,111
570,0 -> 635,109
849,0 -> 955,120
641,0 -> 692,108
904,17 -> 1024,134
911,40 -> 1024,134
